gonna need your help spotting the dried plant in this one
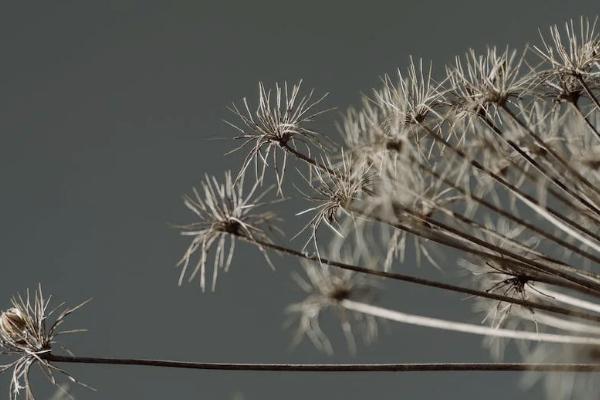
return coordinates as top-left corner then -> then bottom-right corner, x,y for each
0,287 -> 88,399
180,16 -> 600,399
4,15 -> 600,400
177,171 -> 278,291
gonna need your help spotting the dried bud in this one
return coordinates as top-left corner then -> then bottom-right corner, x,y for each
0,307 -> 28,343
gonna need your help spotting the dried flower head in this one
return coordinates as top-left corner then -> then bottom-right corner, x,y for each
535,17 -> 600,82
227,80 -> 330,194
295,152 -> 374,251
178,171 -> 277,291
446,47 -> 531,122
373,57 -> 445,126
0,287 -> 87,400
463,258 -> 551,331
286,259 -> 379,354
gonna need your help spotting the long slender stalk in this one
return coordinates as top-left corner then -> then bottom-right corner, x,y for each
354,208 -> 600,297
477,119 -> 600,227
577,76 -> 600,113
43,354 -> 600,372
341,299 -> 600,345
396,172 -> 572,267
418,123 -> 600,247
500,104 -> 600,203
416,159 -> 600,265
537,287 -> 600,315
571,101 -> 600,141
379,201 -> 600,293
238,234 -> 600,322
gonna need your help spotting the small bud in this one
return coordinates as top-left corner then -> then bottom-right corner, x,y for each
0,307 -> 28,343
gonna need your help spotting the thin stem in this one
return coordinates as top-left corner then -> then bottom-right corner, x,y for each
397,164 -> 572,267
342,299 -> 600,346
418,123 -> 600,248
571,101 -> 600,142
352,207 -> 600,296
281,141 -> 600,293
416,159 -> 600,266
384,202 -> 600,293
577,75 -> 600,113
43,354 -> 600,372
238,235 -> 600,323
281,142 -> 337,176
479,118 -> 600,227
501,104 -> 600,204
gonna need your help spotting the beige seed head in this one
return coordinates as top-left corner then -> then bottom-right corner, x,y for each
0,307 -> 28,343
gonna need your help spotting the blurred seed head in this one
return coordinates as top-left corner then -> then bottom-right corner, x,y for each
522,343 -> 600,400
286,258 -> 379,354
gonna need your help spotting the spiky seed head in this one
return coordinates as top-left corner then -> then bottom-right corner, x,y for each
535,17 -> 600,79
226,80 -> 330,194
178,171 -> 277,291
0,287 -> 88,400
446,47 -> 531,121
373,57 -> 445,127
295,152 -> 374,250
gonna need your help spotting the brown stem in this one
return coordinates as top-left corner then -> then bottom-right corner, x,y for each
350,207 -> 600,297
416,159 -> 600,266
419,123 -> 600,244
571,101 -> 600,142
501,104 -> 600,206
240,235 -> 600,323
43,354 -> 600,372
280,141 -> 600,295
281,142 -> 337,176
578,75 -> 600,113
480,117 -> 600,227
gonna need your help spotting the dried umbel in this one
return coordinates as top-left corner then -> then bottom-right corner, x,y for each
0,287 -> 87,400
227,80 -> 330,194
287,259 -> 379,354
296,152 -> 375,251
534,17 -> 600,85
373,57 -> 445,127
170,15 -> 600,400
446,47 -> 531,121
178,171 -> 278,291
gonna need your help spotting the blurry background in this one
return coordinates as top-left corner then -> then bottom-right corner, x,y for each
1,1 -> 598,398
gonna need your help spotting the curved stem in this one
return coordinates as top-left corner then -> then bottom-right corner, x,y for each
43,354 -> 600,372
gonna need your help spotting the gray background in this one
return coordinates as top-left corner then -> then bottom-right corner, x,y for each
1,1 -> 598,398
